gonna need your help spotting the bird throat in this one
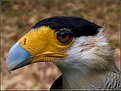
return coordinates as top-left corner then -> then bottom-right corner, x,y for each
62,69 -> 91,89
54,61 -> 113,89
55,62 -> 95,89
62,68 -> 110,89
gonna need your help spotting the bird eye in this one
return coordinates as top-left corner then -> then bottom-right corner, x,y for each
57,29 -> 73,44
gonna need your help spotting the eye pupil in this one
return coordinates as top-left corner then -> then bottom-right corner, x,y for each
60,31 -> 68,38
57,29 -> 73,44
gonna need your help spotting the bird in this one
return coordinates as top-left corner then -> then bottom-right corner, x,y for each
6,16 -> 121,90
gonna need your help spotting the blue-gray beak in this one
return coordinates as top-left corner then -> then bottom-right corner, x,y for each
6,41 -> 33,73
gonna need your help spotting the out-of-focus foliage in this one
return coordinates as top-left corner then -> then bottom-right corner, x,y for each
1,1 -> 120,90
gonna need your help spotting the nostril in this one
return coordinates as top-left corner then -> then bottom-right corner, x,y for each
23,38 -> 27,45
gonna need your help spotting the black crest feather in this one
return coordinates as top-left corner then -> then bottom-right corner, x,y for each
32,16 -> 101,37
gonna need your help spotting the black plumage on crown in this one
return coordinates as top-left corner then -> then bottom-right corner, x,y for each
32,16 -> 101,37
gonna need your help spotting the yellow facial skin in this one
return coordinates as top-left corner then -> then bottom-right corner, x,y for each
19,26 -> 74,63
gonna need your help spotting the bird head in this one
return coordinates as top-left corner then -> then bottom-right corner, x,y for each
6,16 -> 113,75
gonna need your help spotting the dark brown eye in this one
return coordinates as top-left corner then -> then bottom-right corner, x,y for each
57,29 -> 73,44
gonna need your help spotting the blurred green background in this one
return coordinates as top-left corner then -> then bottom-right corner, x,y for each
1,0 -> 120,90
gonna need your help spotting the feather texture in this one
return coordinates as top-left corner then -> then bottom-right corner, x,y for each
54,28 -> 121,89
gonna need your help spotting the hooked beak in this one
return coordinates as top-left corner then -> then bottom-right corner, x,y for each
6,41 -> 32,72
6,26 -> 69,73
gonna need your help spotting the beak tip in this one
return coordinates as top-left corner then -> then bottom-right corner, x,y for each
6,41 -> 32,72
7,69 -> 11,74
6,57 -> 13,73
6,56 -> 11,72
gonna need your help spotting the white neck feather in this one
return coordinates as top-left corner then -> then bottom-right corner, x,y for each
54,28 -> 114,89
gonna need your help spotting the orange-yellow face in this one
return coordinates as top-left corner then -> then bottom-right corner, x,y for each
6,26 -> 74,71
19,26 -> 74,63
